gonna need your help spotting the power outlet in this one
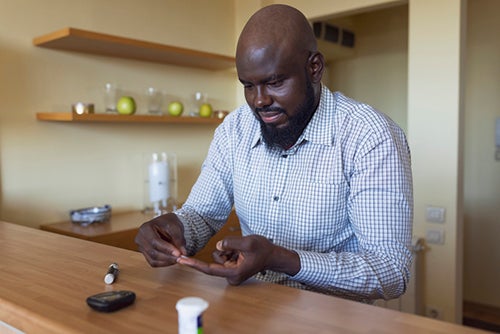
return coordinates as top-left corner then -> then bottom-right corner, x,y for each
426,206 -> 446,223
426,229 -> 445,245
426,306 -> 442,319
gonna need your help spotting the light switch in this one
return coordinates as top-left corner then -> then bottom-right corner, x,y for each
426,229 -> 445,245
426,206 -> 446,223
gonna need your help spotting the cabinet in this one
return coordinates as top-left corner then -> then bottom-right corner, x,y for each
40,210 -> 242,261
34,27 -> 236,124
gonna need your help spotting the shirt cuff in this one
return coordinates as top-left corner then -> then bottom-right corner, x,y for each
290,250 -> 331,285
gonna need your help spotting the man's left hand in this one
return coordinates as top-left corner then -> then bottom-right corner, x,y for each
177,235 -> 277,285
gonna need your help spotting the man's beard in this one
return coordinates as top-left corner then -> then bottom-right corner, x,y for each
256,78 -> 316,149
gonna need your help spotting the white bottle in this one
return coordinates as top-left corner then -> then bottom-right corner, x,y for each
148,152 -> 169,215
176,297 -> 209,334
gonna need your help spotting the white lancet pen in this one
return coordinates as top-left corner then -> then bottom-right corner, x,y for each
104,263 -> 119,284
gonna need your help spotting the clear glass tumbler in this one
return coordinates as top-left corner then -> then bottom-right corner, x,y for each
146,87 -> 163,114
104,83 -> 120,113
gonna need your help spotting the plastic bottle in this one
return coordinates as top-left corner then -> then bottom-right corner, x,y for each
176,297 -> 209,334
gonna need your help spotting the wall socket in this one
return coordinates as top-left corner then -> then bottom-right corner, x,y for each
426,206 -> 446,223
426,229 -> 445,245
425,305 -> 442,319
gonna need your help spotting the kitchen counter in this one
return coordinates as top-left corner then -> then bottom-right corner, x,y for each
0,221 -> 486,333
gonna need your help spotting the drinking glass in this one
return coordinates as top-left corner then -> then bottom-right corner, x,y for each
146,87 -> 163,114
104,83 -> 120,113
190,91 -> 208,116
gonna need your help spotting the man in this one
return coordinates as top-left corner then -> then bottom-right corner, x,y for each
135,4 -> 413,303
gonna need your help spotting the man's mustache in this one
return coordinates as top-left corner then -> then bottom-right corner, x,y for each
255,107 -> 285,113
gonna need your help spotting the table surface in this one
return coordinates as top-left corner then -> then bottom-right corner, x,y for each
0,221 -> 486,334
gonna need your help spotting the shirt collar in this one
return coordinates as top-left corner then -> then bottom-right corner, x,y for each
300,85 -> 336,147
251,125 -> 262,149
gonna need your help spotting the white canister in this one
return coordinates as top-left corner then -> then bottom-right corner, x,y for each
176,297 -> 209,334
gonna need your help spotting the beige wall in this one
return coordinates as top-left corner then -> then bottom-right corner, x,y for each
292,0 -> 500,322
327,5 -> 408,132
264,0 -> 406,19
1,0 -> 498,325
407,0 -> 466,323
291,0 -> 465,322
0,0 -> 237,226
330,0 -> 466,323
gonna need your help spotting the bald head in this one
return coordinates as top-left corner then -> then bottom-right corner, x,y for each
235,5 -> 325,149
236,4 -> 317,64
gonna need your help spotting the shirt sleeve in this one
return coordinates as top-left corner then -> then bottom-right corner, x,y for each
175,118 -> 235,255
292,122 -> 413,301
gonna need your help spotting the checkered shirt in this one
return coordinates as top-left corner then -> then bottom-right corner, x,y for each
176,86 -> 413,302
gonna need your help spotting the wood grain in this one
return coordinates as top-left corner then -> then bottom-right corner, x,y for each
0,221 -> 486,333
36,112 -> 223,125
33,27 -> 235,71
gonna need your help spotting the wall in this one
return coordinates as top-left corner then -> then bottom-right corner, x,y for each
463,0 -> 500,308
0,0 -> 237,227
326,2 -> 474,320
278,0 -> 500,322
263,0 -> 406,19
2,0 -> 498,323
407,0 -> 465,323
282,0 -> 466,322
326,5 -> 408,132
233,0 -> 262,106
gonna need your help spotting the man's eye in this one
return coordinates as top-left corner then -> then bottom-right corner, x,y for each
268,80 -> 283,87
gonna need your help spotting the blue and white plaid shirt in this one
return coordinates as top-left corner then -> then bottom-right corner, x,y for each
177,86 -> 413,302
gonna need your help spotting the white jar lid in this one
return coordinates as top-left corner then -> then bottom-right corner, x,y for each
176,297 -> 209,314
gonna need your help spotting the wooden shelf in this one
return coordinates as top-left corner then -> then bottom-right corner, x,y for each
36,112 -> 223,125
33,28 -> 232,125
33,27 -> 235,70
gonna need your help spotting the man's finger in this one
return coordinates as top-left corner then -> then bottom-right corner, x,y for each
177,256 -> 235,277
217,236 -> 246,251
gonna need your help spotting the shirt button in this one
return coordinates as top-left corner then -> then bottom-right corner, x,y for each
273,196 -> 279,201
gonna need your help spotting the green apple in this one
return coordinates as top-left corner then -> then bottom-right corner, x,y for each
199,103 -> 213,118
168,101 -> 184,117
116,96 -> 136,115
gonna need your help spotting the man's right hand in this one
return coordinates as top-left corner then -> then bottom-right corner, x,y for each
135,213 -> 188,267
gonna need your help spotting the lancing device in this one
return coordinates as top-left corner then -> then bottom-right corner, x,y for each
104,263 -> 119,284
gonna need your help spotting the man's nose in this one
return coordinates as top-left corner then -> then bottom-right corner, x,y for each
254,86 -> 272,108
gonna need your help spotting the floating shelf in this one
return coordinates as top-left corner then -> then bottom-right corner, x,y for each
33,27 -> 235,70
36,112 -> 223,125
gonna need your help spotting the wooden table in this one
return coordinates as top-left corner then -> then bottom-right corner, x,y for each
40,210 -> 242,261
0,221 -> 486,334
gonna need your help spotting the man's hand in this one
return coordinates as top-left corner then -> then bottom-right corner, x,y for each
177,235 -> 300,285
135,213 -> 187,267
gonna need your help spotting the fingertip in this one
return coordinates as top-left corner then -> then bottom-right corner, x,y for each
216,240 -> 224,251
172,249 -> 181,257
177,255 -> 193,266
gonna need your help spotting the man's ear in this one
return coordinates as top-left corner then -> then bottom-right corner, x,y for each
308,51 -> 325,84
